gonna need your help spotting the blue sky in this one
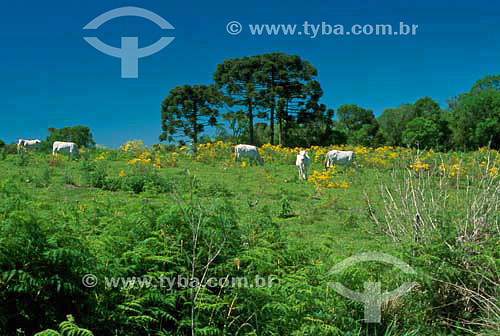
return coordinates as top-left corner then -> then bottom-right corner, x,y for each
1,0 -> 499,147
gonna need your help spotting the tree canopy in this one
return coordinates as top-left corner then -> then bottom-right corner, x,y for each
46,126 -> 95,148
160,55 -> 500,151
213,53 -> 327,146
160,85 -> 223,152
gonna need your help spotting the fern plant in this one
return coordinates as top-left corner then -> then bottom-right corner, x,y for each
34,315 -> 93,336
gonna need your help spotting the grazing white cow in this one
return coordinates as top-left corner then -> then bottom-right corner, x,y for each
52,141 -> 80,158
234,144 -> 264,165
17,139 -> 41,152
296,150 -> 311,180
325,150 -> 356,169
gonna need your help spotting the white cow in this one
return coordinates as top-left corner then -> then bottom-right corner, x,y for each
52,141 -> 80,158
17,139 -> 41,152
325,150 -> 356,169
296,150 -> 311,180
234,144 -> 264,165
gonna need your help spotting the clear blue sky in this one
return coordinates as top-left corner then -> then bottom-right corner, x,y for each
1,0 -> 499,147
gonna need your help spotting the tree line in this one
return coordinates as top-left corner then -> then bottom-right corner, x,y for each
160,53 -> 500,151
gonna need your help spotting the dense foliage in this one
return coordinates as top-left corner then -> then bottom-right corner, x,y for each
0,143 -> 498,335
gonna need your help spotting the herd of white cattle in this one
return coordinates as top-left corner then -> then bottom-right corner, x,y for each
17,139 -> 80,158
16,141 -> 355,180
235,144 -> 356,180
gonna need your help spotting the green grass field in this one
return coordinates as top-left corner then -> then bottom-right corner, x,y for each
0,146 -> 498,335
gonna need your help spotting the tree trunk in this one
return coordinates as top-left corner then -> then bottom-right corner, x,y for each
278,99 -> 283,145
247,98 -> 255,145
270,72 -> 275,145
270,100 -> 275,145
283,100 -> 289,146
278,111 -> 283,145
192,105 -> 198,155
193,129 -> 198,154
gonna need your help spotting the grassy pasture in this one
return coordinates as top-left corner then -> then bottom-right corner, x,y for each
0,143 -> 498,335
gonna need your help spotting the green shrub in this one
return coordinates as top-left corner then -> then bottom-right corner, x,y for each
33,166 -> 52,188
34,315 -> 94,336
0,208 -> 95,334
3,143 -> 18,154
143,174 -> 172,194
123,175 -> 146,194
15,151 -> 29,166
83,164 -> 107,188
278,190 -> 295,218
103,176 -> 122,191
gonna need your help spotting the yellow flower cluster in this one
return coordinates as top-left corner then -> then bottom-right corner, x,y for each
154,152 -> 177,168
120,139 -> 167,169
128,158 -> 151,165
196,141 -> 234,162
194,142 -> 411,170
121,139 -> 144,152
128,151 -> 152,165
450,163 -> 462,177
112,140 -> 500,182
308,168 -> 349,189
438,163 -> 465,177
410,160 -> 430,173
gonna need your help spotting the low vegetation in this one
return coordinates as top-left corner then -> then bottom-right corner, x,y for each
0,141 -> 498,335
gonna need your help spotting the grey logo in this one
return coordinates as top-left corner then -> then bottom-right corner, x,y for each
83,6 -> 175,78
327,252 -> 417,323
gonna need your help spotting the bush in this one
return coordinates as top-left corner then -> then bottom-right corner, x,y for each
375,161 -> 500,333
33,166 -> 52,188
3,143 -> 17,154
87,168 -> 107,188
143,174 -> 172,194
15,151 -> 29,166
81,162 -> 107,188
123,175 -> 147,194
0,208 -> 95,334
103,176 -> 122,191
